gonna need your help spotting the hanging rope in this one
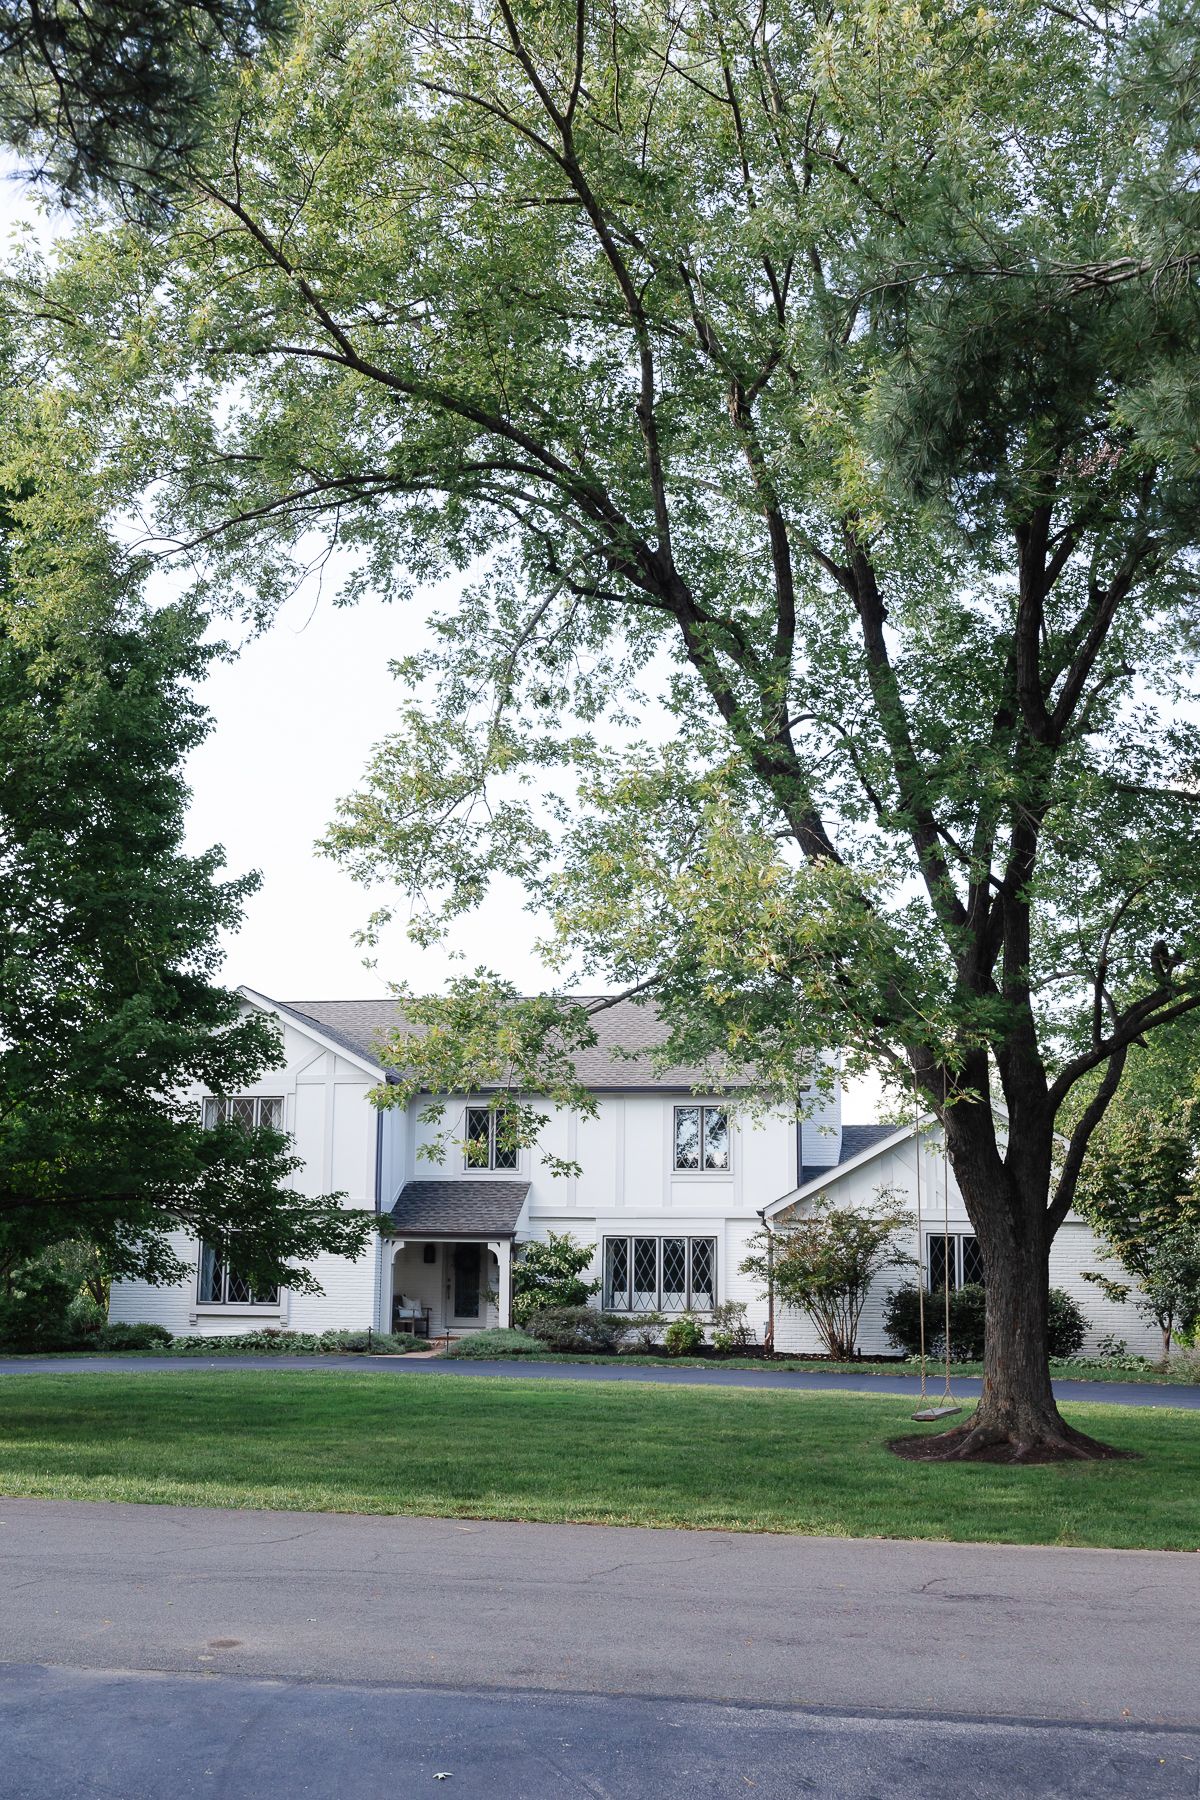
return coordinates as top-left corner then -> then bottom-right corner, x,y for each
911,1066 -> 929,1408
936,1063 -> 960,1413
911,1063 -> 962,1423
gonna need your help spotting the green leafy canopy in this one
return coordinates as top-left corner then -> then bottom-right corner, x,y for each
15,0 -> 1200,1235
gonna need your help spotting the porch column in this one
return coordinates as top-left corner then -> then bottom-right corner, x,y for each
488,1238 -> 512,1328
382,1240 -> 405,1332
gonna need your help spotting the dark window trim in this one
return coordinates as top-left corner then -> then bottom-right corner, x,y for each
463,1102 -> 520,1173
672,1104 -> 730,1173
196,1241 -> 280,1309
926,1232 -> 984,1291
601,1234 -> 718,1314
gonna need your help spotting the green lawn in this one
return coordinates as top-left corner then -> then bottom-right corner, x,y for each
1,1372 -> 1197,1548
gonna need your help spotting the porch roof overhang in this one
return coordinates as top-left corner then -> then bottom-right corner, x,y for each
388,1179 -> 530,1238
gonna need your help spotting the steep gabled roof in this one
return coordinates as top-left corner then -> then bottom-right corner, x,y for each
798,1122 -> 899,1187
271,994 -> 741,1092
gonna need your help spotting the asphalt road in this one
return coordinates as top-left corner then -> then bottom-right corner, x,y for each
0,1352 -> 1196,1408
2,1499 -> 1200,1797
4,1662 -> 1199,1800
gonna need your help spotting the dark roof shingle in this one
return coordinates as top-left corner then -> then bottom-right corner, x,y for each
798,1121 -> 903,1187
389,1179 -> 529,1236
273,994 -> 733,1091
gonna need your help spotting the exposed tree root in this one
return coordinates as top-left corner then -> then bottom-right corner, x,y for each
889,1411 -> 1136,1465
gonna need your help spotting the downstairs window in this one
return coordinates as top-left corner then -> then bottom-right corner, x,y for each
602,1235 -> 717,1313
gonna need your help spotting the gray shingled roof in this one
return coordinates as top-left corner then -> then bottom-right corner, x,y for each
389,1180 -> 529,1236
274,994 -> 735,1091
798,1122 -> 903,1187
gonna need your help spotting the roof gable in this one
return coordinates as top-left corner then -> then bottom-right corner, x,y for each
270,993 -> 743,1093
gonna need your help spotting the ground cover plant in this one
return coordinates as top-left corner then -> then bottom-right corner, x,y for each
0,1373 -> 1195,1549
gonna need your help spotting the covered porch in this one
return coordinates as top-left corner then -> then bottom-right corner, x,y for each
381,1179 -> 529,1339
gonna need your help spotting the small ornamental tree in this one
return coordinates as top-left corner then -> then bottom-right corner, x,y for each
1077,1106 -> 1200,1358
742,1194 -> 912,1360
511,1232 -> 600,1324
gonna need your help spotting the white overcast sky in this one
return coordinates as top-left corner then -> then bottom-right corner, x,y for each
2,165 -> 884,1119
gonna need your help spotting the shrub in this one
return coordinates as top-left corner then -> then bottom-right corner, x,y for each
521,1305 -> 632,1353
625,1311 -> 665,1350
882,1285 -> 929,1359
443,1327 -> 550,1358
65,1294 -> 109,1338
709,1300 -> 754,1347
0,1263 -> 79,1350
511,1233 -> 600,1324
1047,1289 -> 1089,1359
94,1322 -> 172,1350
663,1317 -> 704,1356
885,1282 -> 1089,1362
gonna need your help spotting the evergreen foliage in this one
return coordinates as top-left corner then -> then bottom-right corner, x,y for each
0,437 -> 373,1303
0,0 -> 290,195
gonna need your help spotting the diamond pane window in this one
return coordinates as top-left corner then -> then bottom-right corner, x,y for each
197,1241 -> 279,1307
690,1238 -> 716,1309
202,1095 -> 285,1131
198,1242 -> 224,1304
961,1236 -> 985,1286
225,1267 -> 253,1304
601,1236 -> 718,1314
603,1237 -> 629,1311
927,1234 -> 984,1291
463,1104 -> 519,1171
661,1237 -> 688,1310
632,1238 -> 659,1311
702,1109 -> 729,1170
465,1106 -> 492,1168
927,1235 -> 950,1293
673,1106 -> 701,1170
674,1106 -> 729,1172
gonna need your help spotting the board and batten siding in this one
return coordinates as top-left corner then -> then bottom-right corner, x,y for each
108,1016 -> 381,1337
757,1128 -> 1163,1359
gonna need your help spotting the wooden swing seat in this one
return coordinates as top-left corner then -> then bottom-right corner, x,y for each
911,1404 -> 963,1422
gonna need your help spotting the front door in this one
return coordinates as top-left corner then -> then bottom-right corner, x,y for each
450,1243 -> 483,1325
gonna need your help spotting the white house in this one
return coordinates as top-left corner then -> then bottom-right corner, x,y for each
108,986 -> 1161,1356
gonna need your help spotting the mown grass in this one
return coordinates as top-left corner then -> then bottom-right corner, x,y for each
0,1372 -> 1197,1548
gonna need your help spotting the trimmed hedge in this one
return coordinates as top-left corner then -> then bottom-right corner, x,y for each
521,1306 -> 633,1353
443,1328 -> 552,1359
162,1328 -> 429,1356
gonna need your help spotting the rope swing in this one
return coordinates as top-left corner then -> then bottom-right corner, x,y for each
910,1067 -> 962,1424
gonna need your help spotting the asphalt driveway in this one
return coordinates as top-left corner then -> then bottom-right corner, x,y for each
0,1352 -> 1195,1407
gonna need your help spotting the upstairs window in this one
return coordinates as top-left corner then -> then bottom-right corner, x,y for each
197,1243 -> 279,1307
673,1105 -> 729,1172
202,1095 -> 284,1131
928,1233 -> 985,1291
464,1104 -> 519,1171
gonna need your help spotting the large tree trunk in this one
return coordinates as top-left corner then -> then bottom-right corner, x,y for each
893,1106 -> 1131,1465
